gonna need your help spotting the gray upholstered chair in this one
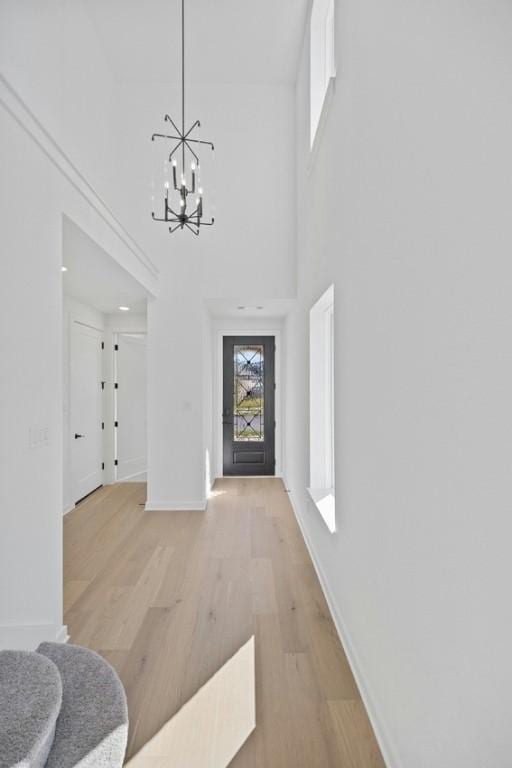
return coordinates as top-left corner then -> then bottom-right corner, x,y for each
0,643 -> 128,768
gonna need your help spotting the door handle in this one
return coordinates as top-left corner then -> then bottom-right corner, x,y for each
74,433 -> 85,439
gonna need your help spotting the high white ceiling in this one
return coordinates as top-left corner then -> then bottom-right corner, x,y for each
84,0 -> 309,85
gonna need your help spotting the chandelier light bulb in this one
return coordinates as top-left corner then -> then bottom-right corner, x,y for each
198,186 -> 203,195
172,158 -> 177,167
191,162 -> 196,171
164,181 -> 170,189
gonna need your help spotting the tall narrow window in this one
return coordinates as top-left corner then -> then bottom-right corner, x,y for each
309,285 -> 336,532
310,0 -> 336,147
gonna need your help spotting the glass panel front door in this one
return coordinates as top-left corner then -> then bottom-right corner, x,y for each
223,336 -> 275,475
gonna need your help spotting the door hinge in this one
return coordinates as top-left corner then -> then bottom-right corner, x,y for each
114,382 -> 118,389
114,421 -> 118,428
101,422 -> 104,430
274,382 -> 276,391
101,462 -> 105,470
101,341 -> 104,350
114,459 -> 118,467
114,344 -> 119,351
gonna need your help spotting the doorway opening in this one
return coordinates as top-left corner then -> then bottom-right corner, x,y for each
62,216 -> 150,513
222,335 -> 275,476
113,332 -> 147,482
70,321 -> 104,504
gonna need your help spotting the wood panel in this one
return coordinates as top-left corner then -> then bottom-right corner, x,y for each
64,478 -> 385,767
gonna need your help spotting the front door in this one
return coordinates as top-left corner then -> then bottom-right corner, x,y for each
223,336 -> 275,476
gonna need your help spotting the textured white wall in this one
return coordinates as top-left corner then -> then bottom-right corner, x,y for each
284,1 -> 512,766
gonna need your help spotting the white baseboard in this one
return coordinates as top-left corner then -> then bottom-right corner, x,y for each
0,623 -> 69,651
116,470 -> 147,482
55,625 -> 70,644
283,477 -> 399,768
145,499 -> 207,512
63,503 -> 74,516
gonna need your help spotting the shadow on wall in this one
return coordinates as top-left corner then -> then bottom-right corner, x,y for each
126,636 -> 255,767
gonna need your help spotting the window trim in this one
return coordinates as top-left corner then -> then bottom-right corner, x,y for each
308,284 -> 336,533
310,0 -> 336,150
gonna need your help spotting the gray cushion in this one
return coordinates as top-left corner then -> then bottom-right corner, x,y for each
37,643 -> 128,768
0,650 -> 62,768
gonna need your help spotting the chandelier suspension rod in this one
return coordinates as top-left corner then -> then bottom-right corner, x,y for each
181,0 -> 185,172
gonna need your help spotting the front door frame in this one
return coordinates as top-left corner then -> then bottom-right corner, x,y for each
215,329 -> 282,479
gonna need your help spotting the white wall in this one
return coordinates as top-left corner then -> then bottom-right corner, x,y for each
146,257 -> 207,509
285,2 -> 512,766
0,2 -> 156,649
0,1 -> 158,294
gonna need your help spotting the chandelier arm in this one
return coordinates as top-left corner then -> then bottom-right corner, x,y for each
183,140 -> 199,165
168,144 -> 183,162
152,132 -> 178,141
184,120 -> 200,139
198,218 -> 215,226
184,138 -> 215,150
164,115 -> 181,135
185,222 -> 199,236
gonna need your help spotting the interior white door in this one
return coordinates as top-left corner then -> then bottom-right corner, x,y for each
115,333 -> 147,481
71,322 -> 103,503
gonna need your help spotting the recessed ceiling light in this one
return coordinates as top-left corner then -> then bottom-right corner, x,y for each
237,306 -> 245,310
61,266 -> 68,272
256,306 -> 264,310
119,306 -> 130,311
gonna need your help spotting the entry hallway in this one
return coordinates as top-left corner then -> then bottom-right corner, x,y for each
64,479 -> 384,767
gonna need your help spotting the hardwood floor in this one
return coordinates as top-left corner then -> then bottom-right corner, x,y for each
64,478 -> 385,767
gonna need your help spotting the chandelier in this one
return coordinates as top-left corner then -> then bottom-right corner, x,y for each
151,0 -> 215,235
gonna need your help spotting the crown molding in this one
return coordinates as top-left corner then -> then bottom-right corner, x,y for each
0,73 -> 159,281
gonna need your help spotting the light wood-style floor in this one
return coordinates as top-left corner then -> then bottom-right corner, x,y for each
64,478 -> 384,767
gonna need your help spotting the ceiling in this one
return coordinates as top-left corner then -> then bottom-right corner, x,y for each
84,0 -> 310,85
206,298 -> 296,319
62,216 -> 150,315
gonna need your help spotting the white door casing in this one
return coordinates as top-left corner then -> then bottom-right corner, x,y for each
71,322 -> 103,502
115,333 -> 147,481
